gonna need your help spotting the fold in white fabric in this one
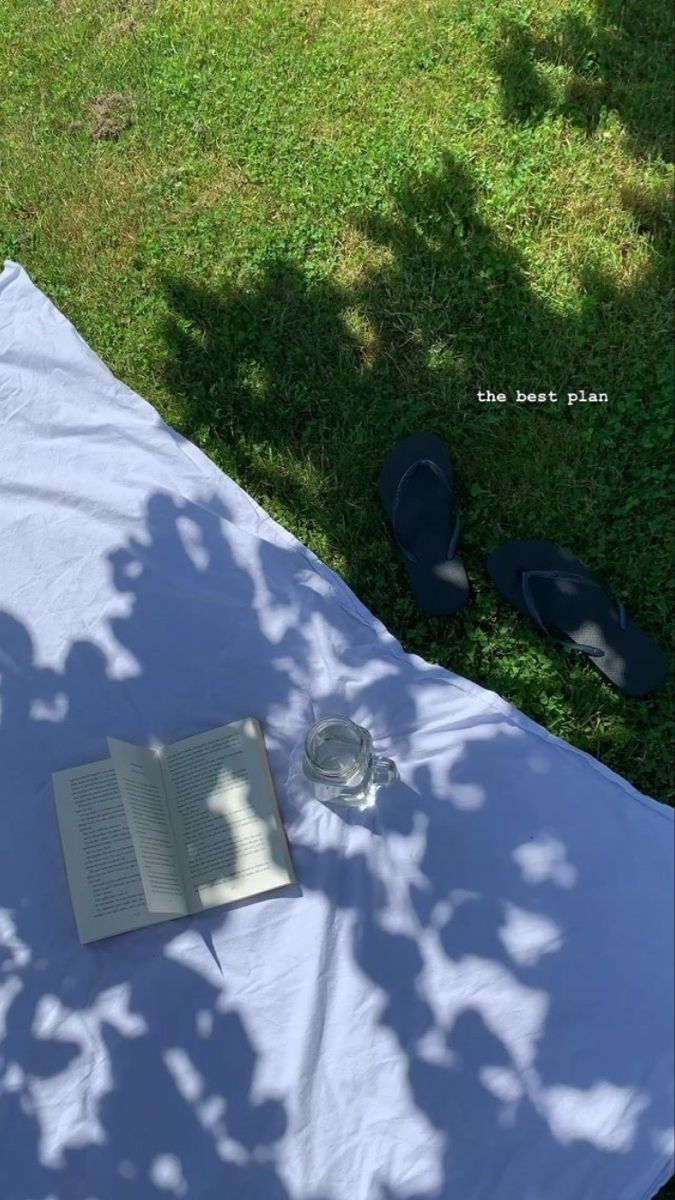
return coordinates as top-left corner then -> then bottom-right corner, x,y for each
1,260 -> 672,1200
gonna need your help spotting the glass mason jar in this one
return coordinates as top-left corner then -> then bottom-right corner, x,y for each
302,716 -> 397,809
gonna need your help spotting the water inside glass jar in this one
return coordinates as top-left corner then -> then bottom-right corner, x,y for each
304,718 -> 369,784
302,717 -> 397,809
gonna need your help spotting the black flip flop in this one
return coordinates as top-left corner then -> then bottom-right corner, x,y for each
379,433 -> 470,615
488,539 -> 667,696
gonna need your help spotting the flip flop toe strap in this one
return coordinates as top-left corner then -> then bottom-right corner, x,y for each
519,568 -> 627,658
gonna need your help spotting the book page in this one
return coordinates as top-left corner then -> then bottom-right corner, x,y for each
108,739 -> 188,915
161,719 -> 294,911
53,759 -> 168,943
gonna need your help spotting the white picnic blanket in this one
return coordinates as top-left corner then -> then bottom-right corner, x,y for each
0,259 -> 672,1200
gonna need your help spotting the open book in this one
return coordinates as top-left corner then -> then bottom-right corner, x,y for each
53,719 -> 295,943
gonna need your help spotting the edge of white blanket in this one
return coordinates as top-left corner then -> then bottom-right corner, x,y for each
2,258 -> 672,829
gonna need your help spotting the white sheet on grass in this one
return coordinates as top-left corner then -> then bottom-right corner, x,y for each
0,259 -> 672,1200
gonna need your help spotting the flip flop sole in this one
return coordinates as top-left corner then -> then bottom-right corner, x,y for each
379,433 -> 470,616
488,539 -> 667,696
406,553 -> 470,616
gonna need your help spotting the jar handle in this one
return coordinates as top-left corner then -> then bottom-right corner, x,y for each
372,755 -> 398,789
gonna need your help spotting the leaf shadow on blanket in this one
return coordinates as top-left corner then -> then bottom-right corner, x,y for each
0,493 -> 672,1199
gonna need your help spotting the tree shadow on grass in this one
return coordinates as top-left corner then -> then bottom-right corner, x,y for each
162,149 -> 673,794
492,0 -> 674,160
163,150 -> 672,584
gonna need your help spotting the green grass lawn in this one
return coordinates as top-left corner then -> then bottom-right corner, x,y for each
0,0 -> 673,815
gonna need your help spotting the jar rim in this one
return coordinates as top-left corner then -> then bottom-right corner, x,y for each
303,717 -> 369,782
